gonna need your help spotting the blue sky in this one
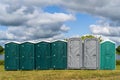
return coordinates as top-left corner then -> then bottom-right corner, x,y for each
0,0 -> 120,46
0,26 -> 7,31
43,5 -> 99,37
0,6 -> 99,39
65,13 -> 99,37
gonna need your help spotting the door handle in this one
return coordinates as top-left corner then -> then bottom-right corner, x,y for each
76,54 -> 80,56
93,54 -> 96,56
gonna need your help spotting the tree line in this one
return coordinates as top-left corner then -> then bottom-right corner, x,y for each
0,45 -> 4,55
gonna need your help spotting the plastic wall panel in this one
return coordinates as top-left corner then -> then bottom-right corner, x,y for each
5,42 -> 19,70
68,38 -> 83,69
84,38 -> 99,69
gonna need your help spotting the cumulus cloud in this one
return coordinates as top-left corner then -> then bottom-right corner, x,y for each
1,0 -> 120,23
0,1 -> 75,44
0,11 -> 74,41
59,0 -> 120,22
55,0 -> 120,44
90,22 -> 120,44
60,25 -> 70,32
90,24 -> 120,36
1,0 -> 120,45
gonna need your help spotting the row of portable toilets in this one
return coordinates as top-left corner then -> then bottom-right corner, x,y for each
5,38 -> 116,70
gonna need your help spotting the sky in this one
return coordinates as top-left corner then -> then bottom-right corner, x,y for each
0,0 -> 120,46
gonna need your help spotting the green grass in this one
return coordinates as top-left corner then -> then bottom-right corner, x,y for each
0,65 -> 120,80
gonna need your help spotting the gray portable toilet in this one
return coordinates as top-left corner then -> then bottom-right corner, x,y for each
84,38 -> 99,69
67,38 -> 83,69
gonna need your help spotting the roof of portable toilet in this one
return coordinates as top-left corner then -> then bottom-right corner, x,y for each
68,37 -> 82,40
100,40 -> 116,44
20,41 -> 35,44
51,39 -> 67,43
35,41 -> 51,45
68,37 -> 82,42
35,40 -> 51,43
5,41 -> 20,45
84,38 -> 99,44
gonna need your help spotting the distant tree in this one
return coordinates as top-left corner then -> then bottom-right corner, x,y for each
116,45 -> 120,55
64,38 -> 68,41
64,35 -> 103,42
0,46 -> 4,55
81,35 -> 103,42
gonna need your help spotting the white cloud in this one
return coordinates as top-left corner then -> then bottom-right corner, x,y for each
90,24 -> 120,36
0,1 -> 76,44
1,0 -> 120,23
0,7 -> 74,42
90,23 -> 120,44
60,25 -> 70,32
1,0 -> 120,45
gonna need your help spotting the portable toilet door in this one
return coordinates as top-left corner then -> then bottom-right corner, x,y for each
5,42 -> 19,70
100,41 -> 116,70
35,42 -> 51,70
84,38 -> 99,69
20,42 -> 35,70
51,41 -> 67,69
67,38 -> 83,69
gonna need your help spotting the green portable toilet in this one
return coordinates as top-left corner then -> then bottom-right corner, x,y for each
51,40 -> 67,69
5,42 -> 19,70
35,41 -> 50,70
100,41 -> 116,70
20,42 -> 35,70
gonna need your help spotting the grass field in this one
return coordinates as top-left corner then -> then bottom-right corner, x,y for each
0,65 -> 120,80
